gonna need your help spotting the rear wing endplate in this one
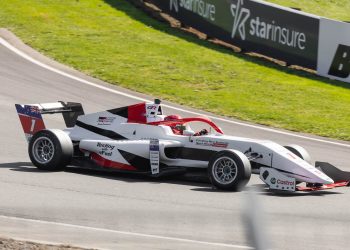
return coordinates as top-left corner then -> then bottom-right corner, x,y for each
15,101 -> 84,142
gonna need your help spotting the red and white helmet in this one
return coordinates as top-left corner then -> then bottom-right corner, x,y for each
164,115 -> 182,121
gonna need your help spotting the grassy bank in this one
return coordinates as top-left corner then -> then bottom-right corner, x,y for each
0,0 -> 349,140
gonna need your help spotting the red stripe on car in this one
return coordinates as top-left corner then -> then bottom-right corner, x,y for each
90,153 -> 137,171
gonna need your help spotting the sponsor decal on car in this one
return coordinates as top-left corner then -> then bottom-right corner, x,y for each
277,179 -> 295,186
30,106 -> 40,114
97,142 -> 115,150
147,105 -> 158,110
195,139 -> 228,148
270,177 -> 276,184
286,152 -> 297,160
97,142 -> 115,156
260,167 -> 296,191
97,116 -> 116,125
149,139 -> 160,174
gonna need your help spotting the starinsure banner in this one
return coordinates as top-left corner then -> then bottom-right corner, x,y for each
317,18 -> 350,83
149,0 -> 320,69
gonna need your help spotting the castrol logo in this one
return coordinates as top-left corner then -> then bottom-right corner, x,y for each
277,179 -> 295,186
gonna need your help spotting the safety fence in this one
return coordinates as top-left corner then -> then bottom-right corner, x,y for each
134,0 -> 350,83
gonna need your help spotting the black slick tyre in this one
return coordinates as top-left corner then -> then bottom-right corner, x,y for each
28,129 -> 73,171
208,150 -> 251,191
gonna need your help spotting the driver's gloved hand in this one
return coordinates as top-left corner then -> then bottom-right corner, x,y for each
199,129 -> 208,135
194,129 -> 208,136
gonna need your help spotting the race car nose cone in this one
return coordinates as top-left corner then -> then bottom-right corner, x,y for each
323,177 -> 334,185
317,174 -> 334,184
309,168 -> 334,184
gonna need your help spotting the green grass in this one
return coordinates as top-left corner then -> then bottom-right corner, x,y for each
267,0 -> 350,21
0,0 -> 349,140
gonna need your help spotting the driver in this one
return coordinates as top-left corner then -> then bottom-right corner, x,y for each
164,115 -> 209,136
164,115 -> 184,135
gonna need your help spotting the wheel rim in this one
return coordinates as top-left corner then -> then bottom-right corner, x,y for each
212,156 -> 238,184
32,137 -> 55,164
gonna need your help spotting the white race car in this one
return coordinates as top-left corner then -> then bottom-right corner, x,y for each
15,100 -> 350,191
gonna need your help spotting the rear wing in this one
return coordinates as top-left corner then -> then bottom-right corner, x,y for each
15,101 -> 84,142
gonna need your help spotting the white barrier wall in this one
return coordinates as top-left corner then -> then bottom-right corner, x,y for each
317,18 -> 350,83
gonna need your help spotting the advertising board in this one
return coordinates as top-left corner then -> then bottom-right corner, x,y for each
317,18 -> 350,83
149,0 -> 320,69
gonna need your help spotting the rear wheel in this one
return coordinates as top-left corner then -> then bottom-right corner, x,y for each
208,150 -> 251,191
29,129 -> 73,171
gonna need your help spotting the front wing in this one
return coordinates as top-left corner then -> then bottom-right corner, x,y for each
261,162 -> 350,192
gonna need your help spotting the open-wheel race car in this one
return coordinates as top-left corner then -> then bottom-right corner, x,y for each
15,99 -> 350,192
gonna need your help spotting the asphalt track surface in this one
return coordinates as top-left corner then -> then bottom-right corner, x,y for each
1,30 -> 350,250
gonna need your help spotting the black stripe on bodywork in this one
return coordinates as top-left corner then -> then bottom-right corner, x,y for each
76,120 -> 127,140
164,147 -> 216,161
118,149 -> 169,172
107,106 -> 128,118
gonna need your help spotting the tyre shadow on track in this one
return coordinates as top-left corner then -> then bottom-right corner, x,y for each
0,162 -> 32,168
264,190 -> 342,197
2,163 -> 344,195
191,184 -> 343,196
0,162 -> 62,173
247,184 -> 343,197
66,166 -> 212,188
1,162 -> 212,188
0,162 -> 42,172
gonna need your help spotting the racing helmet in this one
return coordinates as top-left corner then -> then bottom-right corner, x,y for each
164,115 -> 182,121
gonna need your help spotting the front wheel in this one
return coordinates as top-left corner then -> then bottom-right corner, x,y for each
208,150 -> 251,191
28,129 -> 73,171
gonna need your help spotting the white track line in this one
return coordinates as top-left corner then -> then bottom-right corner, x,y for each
0,215 -> 251,249
0,37 -> 349,148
